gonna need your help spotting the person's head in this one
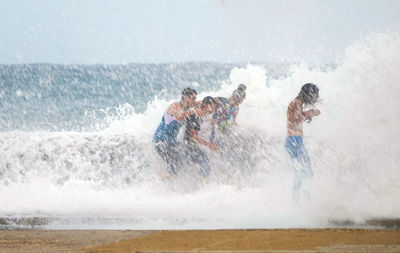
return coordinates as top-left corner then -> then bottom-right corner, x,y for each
229,84 -> 247,107
200,96 -> 217,115
297,83 -> 319,105
181,87 -> 197,108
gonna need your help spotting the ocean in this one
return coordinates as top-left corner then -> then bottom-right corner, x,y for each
0,32 -> 399,229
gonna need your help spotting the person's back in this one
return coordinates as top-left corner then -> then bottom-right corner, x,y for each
153,104 -> 183,143
287,98 -> 306,137
211,84 -> 246,140
212,97 -> 231,133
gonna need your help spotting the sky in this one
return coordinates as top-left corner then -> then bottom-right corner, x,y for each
0,0 -> 399,64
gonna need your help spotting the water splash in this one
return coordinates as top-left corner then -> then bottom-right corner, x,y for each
0,32 -> 399,229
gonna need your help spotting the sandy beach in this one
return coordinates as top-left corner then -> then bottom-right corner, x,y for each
1,229 -> 399,253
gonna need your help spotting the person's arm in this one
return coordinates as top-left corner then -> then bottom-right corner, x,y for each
168,103 -> 196,121
194,100 -> 202,107
190,129 -> 219,152
302,109 -> 320,122
303,109 -> 320,117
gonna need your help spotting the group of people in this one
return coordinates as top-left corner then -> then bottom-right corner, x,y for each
153,82 -> 320,201
153,84 -> 247,177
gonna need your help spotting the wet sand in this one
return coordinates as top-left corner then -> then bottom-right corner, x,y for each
1,229 -> 400,253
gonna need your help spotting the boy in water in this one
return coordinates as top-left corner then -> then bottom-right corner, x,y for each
184,96 -> 219,177
285,83 -> 320,202
153,88 -> 198,175
211,84 -> 246,142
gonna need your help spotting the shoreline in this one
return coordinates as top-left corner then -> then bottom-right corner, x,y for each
1,228 -> 400,253
1,217 -> 400,231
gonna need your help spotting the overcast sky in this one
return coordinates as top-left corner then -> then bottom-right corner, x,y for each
1,0 -> 399,64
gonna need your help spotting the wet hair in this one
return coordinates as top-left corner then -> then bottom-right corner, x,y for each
201,96 -> 217,106
298,83 -> 319,105
181,87 -> 197,98
237,83 -> 246,91
231,84 -> 246,100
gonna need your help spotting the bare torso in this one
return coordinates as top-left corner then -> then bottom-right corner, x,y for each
287,98 -> 305,136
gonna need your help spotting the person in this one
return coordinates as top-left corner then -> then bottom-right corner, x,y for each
285,83 -> 320,202
184,96 -> 219,177
211,84 -> 247,142
153,88 -> 198,175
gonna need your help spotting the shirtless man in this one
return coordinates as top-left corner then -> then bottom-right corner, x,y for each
285,83 -> 320,201
153,88 -> 198,175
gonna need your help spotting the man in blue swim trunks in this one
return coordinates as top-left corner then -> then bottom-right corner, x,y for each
153,88 -> 198,175
184,96 -> 219,177
285,83 -> 320,201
